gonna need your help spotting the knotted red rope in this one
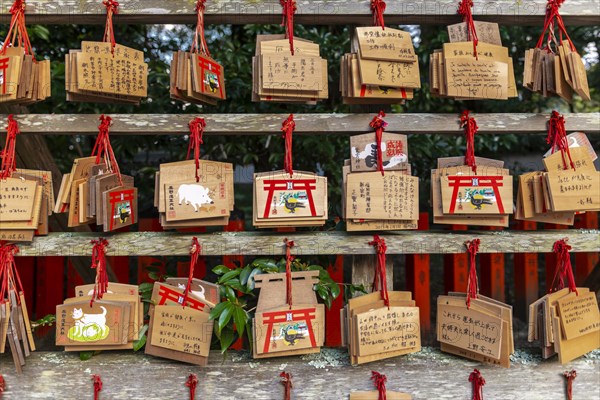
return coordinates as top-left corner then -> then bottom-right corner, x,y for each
187,118 -> 206,183
0,243 -> 24,307
280,0 -> 296,55
0,115 -> 20,180
371,0 -> 386,29
281,114 -> 295,177
280,371 -> 293,400
563,370 -> 576,400
550,238 -> 578,295
546,111 -> 575,171
102,0 -> 119,54
371,371 -> 387,400
90,239 -> 109,307
369,235 -> 389,308
457,0 -> 478,59
465,239 -> 480,309
186,373 -> 198,400
369,111 -> 388,176
182,238 -> 201,308
469,369 -> 485,400
92,115 -> 123,186
535,0 -> 575,52
0,0 -> 33,57
191,0 -> 210,56
0,374 -> 5,394
460,110 -> 478,173
284,238 -> 295,309
91,375 -> 102,400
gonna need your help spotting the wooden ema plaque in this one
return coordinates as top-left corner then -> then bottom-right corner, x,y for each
350,132 -> 408,173
102,186 -> 137,231
355,27 -> 417,63
440,175 -> 513,215
150,282 -> 215,312
164,278 -> 220,306
164,180 -> 230,222
252,271 -> 324,358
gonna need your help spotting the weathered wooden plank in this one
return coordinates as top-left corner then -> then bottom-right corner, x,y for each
350,255 -> 393,292
2,113 -> 599,136
2,1 -> 599,25
13,230 -> 600,256
0,350 -> 598,399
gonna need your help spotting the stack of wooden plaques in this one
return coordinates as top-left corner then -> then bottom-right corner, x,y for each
146,280 -> 218,366
340,27 -> 420,104
0,47 -> 51,105
0,169 -> 53,242
528,287 -> 600,364
431,157 -> 513,227
170,50 -> 225,105
65,42 -> 148,104
343,132 -> 418,231
437,293 -> 515,368
430,21 -> 517,100
155,159 -> 234,229
516,138 -> 599,225
254,171 -> 327,228
55,156 -> 137,232
55,283 -> 143,352
253,271 -> 325,359
341,291 -> 421,365
0,243 -> 36,373
252,34 -> 328,104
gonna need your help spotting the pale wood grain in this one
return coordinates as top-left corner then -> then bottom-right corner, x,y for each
1,113 -> 598,136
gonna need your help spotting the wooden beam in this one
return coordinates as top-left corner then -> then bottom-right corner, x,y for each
3,113 -> 599,136
2,1 -> 598,25
12,230 -> 600,257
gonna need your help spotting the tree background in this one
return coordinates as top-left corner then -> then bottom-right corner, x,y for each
6,22 -> 600,227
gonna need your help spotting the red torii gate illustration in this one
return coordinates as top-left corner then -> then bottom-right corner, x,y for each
447,175 -> 505,214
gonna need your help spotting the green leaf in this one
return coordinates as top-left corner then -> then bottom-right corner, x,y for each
233,306 -> 247,339
327,281 -> 341,300
79,351 -> 96,361
209,301 -> 229,322
225,280 -> 246,293
239,265 -> 252,286
224,286 -> 237,302
212,265 -> 231,275
138,282 -> 153,294
247,268 -> 262,290
252,258 -> 279,272
133,324 -> 148,352
218,269 -> 241,284
218,303 -> 235,331
148,272 -> 160,281
219,328 -> 236,354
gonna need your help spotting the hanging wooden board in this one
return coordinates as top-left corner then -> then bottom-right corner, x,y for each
350,132 -> 408,172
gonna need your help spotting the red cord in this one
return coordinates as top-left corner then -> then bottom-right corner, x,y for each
280,371 -> 293,400
371,371 -> 387,400
369,111 -> 388,176
187,118 -> 206,182
102,0 -> 119,54
284,239 -> 295,309
369,235 -> 389,308
460,110 -> 478,173
370,0 -> 386,29
90,239 -> 109,307
563,370 -> 576,400
281,114 -> 295,177
0,115 -> 19,179
191,0 -> 210,56
465,239 -> 480,309
469,369 -> 485,400
546,111 -> 575,171
182,238 -> 201,308
457,0 -> 478,59
280,0 -> 297,55
92,375 -> 103,400
186,374 -> 199,400
549,239 -> 578,295
92,115 -> 123,186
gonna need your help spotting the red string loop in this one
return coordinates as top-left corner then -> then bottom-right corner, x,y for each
0,374 -> 5,394
465,239 -> 480,309
1,115 -> 20,180
92,375 -> 103,400
546,111 -> 575,171
187,118 -> 206,183
563,369 -> 577,400
284,238 -> 295,309
182,238 -> 201,308
281,114 -> 295,177
457,0 -> 478,59
536,0 -> 575,52
460,110 -> 478,173
102,0 -> 119,53
186,373 -> 199,400
92,115 -> 123,187
1,0 -> 34,57
550,238 -> 578,295
469,369 -> 485,400
371,371 -> 387,400
369,111 -> 388,176
370,0 -> 386,29
280,0 -> 297,55
191,0 -> 210,56
90,239 -> 109,307
0,242 -> 24,304
369,235 -> 389,308
280,371 -> 293,400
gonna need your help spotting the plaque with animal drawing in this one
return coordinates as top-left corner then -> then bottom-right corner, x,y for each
440,175 -> 512,215
55,301 -> 128,346
164,180 -> 229,222
350,132 -> 409,173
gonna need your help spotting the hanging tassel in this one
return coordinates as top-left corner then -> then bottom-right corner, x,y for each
92,115 -> 123,186
187,118 -> 206,183
550,238 -> 578,295
369,235 -> 389,308
284,239 -> 295,309
460,110 -> 478,173
182,238 -> 201,308
369,111 -> 388,176
280,0 -> 297,55
102,0 -> 119,53
0,115 -> 20,179
281,114 -> 295,177
0,374 -> 5,394
563,369 -> 576,400
546,111 -> 575,171
457,0 -> 478,59
280,371 -> 293,400
186,373 -> 199,400
469,369 -> 485,400
465,239 -> 480,309
90,239 -> 109,307
371,371 -> 387,400
92,375 -> 103,400
191,0 -> 210,56
370,0 -> 386,29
